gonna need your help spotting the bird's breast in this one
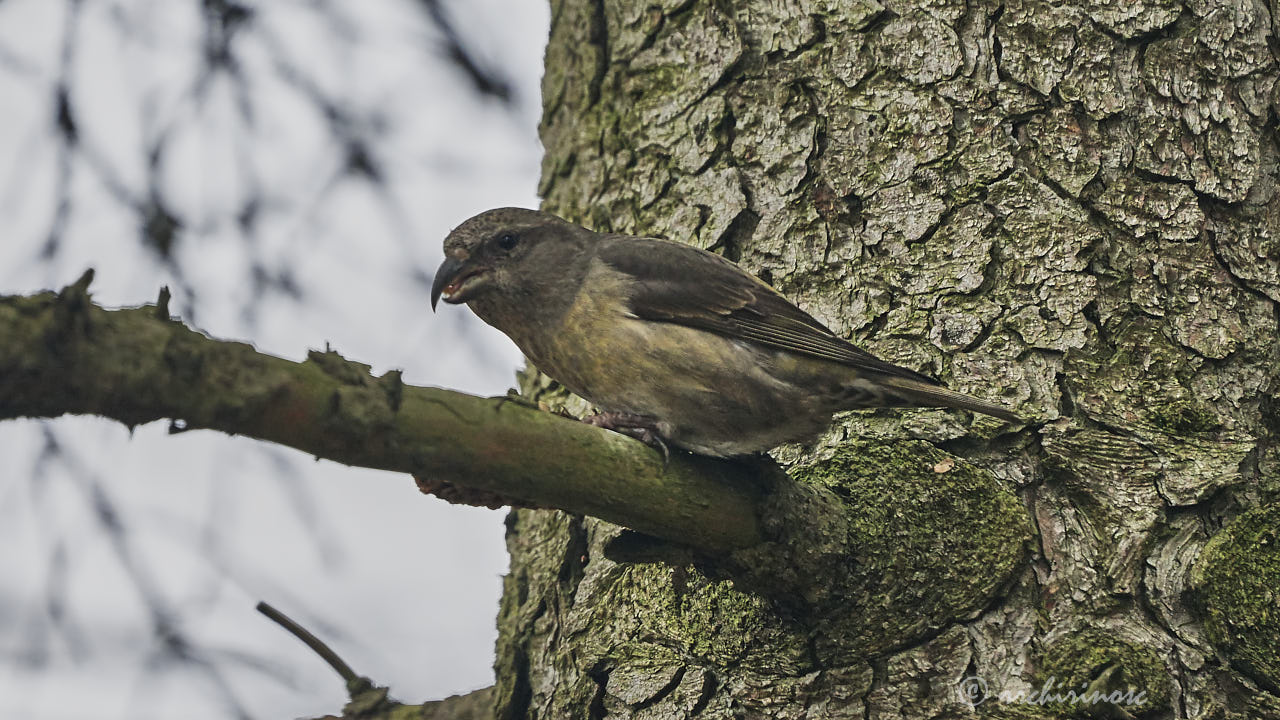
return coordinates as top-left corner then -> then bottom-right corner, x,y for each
522,265 -> 645,402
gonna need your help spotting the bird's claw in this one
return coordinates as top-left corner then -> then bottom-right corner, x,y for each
583,412 -> 671,467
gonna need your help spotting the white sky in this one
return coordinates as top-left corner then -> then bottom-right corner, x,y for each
0,1 -> 549,717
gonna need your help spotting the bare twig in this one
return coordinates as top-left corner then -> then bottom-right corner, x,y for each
256,601 -> 357,684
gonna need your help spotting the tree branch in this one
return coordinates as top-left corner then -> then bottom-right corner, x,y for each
1,274 -> 1030,633
0,273 -> 765,552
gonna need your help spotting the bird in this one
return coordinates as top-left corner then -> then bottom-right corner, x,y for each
431,207 -> 1021,457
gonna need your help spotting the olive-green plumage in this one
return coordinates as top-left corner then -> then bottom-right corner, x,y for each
432,208 -> 1021,457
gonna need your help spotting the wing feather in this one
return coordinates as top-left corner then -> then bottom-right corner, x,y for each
596,236 -> 942,387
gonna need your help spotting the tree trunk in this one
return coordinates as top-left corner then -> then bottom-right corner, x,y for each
494,1 -> 1280,718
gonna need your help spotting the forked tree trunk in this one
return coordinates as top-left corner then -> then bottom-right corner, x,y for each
494,1 -> 1280,718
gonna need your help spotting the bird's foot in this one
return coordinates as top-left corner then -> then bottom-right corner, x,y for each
583,412 -> 671,466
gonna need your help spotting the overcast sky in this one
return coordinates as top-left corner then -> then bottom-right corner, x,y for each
0,1 -> 549,717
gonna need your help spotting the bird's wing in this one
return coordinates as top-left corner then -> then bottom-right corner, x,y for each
596,236 -> 943,386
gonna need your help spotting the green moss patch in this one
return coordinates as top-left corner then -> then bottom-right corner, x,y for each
790,439 -> 1032,663
1144,398 -> 1221,435
1032,629 -> 1171,716
565,439 -> 1032,674
1192,502 -> 1280,694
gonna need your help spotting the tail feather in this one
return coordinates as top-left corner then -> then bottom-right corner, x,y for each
877,375 -> 1023,423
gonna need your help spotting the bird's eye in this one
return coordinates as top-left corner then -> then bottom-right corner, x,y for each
497,233 -> 519,250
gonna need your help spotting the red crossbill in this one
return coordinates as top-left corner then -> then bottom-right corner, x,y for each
432,208 -> 1021,457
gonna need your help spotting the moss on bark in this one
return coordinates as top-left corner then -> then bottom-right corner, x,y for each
1033,629 -> 1171,716
1192,502 -> 1280,695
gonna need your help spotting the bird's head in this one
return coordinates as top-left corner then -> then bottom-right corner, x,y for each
431,207 -> 582,313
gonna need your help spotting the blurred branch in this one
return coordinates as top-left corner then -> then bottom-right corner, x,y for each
29,412 -> 257,719
415,0 -> 514,103
25,0 -> 521,324
0,273 -> 765,553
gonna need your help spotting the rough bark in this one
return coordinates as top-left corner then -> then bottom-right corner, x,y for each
496,0 -> 1280,718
